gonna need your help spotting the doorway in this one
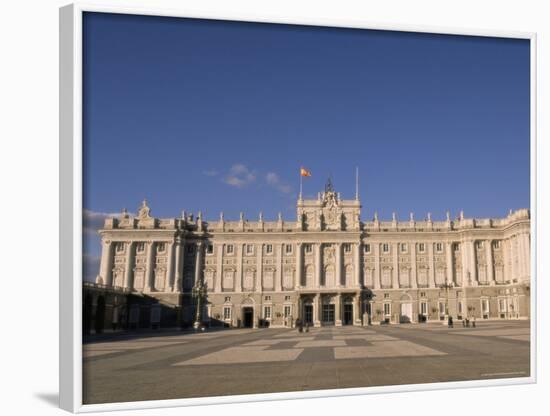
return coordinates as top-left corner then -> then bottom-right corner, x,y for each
343,304 -> 353,325
400,303 -> 413,323
242,307 -> 254,328
322,304 -> 335,325
304,304 -> 313,325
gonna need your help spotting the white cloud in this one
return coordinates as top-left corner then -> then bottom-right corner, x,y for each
265,172 -> 292,194
222,164 -> 256,188
83,209 -> 133,236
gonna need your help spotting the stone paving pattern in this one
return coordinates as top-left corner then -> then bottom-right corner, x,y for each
83,321 -> 530,404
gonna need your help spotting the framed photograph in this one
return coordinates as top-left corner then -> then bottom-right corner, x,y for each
60,3 -> 536,413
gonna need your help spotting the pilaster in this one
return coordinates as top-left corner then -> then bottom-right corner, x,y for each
215,244 -> 223,292
123,241 -> 135,289
410,242 -> 417,289
392,243 -> 399,289
374,243 -> 381,290
335,243 -> 342,287
295,243 -> 302,289
486,239 -> 495,285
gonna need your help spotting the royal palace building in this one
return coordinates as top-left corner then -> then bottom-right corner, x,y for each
92,181 -> 531,329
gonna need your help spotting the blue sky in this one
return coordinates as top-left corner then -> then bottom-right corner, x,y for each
82,12 -> 530,280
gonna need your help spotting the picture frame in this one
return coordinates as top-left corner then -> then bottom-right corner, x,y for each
59,2 -> 537,413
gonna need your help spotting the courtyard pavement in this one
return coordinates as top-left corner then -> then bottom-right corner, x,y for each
83,320 -> 530,404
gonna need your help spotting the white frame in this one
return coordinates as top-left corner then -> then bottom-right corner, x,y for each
59,2 -> 537,413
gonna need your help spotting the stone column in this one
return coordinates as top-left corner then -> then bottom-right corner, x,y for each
236,243 -> 243,292
194,241 -> 203,286
295,243 -> 302,289
335,294 -> 342,326
486,239 -> 495,285
256,243 -> 263,292
392,243 -> 399,288
97,240 -> 114,286
145,241 -> 156,291
461,240 -> 470,286
164,241 -> 175,291
215,244 -> 223,292
502,238 -> 510,283
428,242 -> 436,288
123,241 -> 135,289
354,243 -> 361,287
173,237 -> 183,293
411,242 -> 417,289
522,233 -> 531,280
468,240 -> 477,284
510,236 -> 518,281
354,294 -> 360,325
445,242 -> 453,285
374,243 -> 381,290
315,243 -> 322,288
275,243 -> 283,292
335,243 -> 342,287
314,294 -> 321,327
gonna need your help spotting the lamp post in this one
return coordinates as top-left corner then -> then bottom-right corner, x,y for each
439,281 -> 454,325
192,281 -> 207,330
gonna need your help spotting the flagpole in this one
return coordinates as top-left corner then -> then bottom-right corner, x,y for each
299,171 -> 303,200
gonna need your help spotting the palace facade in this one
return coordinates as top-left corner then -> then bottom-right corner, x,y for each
93,181 -> 531,329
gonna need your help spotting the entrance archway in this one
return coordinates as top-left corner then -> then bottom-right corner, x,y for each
302,298 -> 314,325
242,307 -> 254,328
400,294 -> 413,323
342,297 -> 354,325
321,296 -> 335,326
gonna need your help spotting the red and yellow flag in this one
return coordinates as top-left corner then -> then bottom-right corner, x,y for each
300,167 -> 312,177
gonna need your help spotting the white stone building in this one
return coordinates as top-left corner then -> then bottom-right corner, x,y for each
95,180 -> 531,328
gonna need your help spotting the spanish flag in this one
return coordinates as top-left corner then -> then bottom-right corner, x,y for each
300,167 -> 312,177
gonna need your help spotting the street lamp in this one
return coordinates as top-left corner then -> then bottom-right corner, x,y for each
192,281 -> 207,330
438,281 -> 454,325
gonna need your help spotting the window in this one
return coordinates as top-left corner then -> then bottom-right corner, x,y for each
226,244 -> 234,254
382,243 -> 389,253
343,243 -> 352,253
364,244 -> 371,254
266,244 -> 273,254
304,244 -> 312,254
285,244 -> 293,254
206,244 -> 214,254
187,245 -> 195,254
284,295 -> 291,301
453,243 -> 460,251
136,242 -> 145,253
265,295 -> 271,301
224,296 -> 231,302
246,244 -> 254,255
435,243 -> 443,253
383,303 -> 391,316
498,298 -> 507,312
420,302 -> 428,315
157,242 -> 166,252
458,301 -> 463,314
284,305 -> 291,317
418,243 -> 425,253
439,302 -> 445,315
481,299 -> 489,315
264,306 -> 272,319
116,242 -> 125,253
493,240 -> 501,249
477,241 -> 484,250
400,243 -> 407,253
223,307 -> 232,320
384,293 -> 390,299
420,291 -> 426,297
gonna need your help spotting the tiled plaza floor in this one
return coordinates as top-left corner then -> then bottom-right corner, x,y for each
83,320 -> 530,404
